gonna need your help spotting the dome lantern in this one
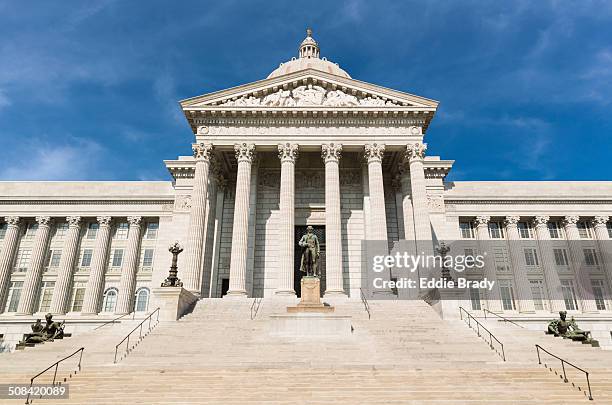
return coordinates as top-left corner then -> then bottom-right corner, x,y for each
298,28 -> 320,59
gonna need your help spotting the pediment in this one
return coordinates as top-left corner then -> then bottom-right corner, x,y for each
181,69 -> 438,110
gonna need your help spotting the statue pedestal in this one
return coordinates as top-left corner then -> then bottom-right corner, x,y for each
287,277 -> 334,313
152,287 -> 197,321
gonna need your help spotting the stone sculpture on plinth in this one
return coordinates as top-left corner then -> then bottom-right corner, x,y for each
298,226 -> 319,277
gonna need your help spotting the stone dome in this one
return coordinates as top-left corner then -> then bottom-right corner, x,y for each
267,28 -> 351,79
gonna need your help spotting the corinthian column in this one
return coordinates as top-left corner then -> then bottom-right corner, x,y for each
82,216 -> 112,314
406,143 -> 433,256
504,216 -> 535,313
322,143 -> 344,296
227,143 -> 255,296
184,142 -> 213,294
276,143 -> 298,296
115,216 -> 143,314
0,217 -> 21,310
364,143 -> 388,241
17,216 -> 53,315
592,216 -> 612,293
563,216 -> 598,313
474,216 -> 502,312
532,216 -> 565,312
49,216 -> 82,314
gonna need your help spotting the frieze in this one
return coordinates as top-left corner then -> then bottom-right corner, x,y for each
196,124 -> 422,137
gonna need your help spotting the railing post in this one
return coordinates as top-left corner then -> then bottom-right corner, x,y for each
52,363 -> 59,385
114,347 -> 118,364
148,315 -> 152,331
561,360 -> 568,383
586,373 -> 593,401
127,335 -> 130,354
536,345 -> 541,365
489,331 -> 494,349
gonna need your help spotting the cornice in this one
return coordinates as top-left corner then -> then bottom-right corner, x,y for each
0,199 -> 174,206
445,199 -> 612,205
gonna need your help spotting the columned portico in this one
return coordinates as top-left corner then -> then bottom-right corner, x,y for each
322,143 -> 344,296
17,216 -> 53,315
115,216 -> 143,314
406,143 -> 433,256
49,216 -> 82,314
364,143 -> 387,241
276,143 -> 298,296
184,142 -> 213,294
227,143 -> 255,296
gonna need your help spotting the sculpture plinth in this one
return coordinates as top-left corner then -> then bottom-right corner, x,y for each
287,277 -> 334,313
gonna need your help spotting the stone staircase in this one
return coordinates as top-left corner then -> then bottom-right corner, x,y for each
1,298 -> 611,404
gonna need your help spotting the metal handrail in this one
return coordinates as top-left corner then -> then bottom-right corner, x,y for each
535,344 -> 593,401
93,312 -> 133,330
113,308 -> 159,364
359,288 -> 371,319
250,298 -> 263,320
26,347 -> 84,404
459,307 -> 505,361
483,309 -> 525,328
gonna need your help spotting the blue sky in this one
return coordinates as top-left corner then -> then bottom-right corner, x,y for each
1,1 -> 611,181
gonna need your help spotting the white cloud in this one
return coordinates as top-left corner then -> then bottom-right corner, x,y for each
0,89 -> 11,110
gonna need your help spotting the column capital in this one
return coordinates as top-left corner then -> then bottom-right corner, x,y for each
278,143 -> 299,163
127,216 -> 142,226
504,215 -> 520,227
364,143 -> 385,163
532,215 -> 550,228
96,216 -> 113,226
406,142 -> 427,162
66,216 -> 81,227
234,143 -> 255,163
592,215 -> 610,228
474,215 -> 490,227
192,142 -> 213,161
35,216 -> 52,227
562,215 -> 580,227
4,216 -> 20,226
321,143 -> 342,163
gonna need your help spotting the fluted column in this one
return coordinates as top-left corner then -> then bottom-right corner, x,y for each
364,143 -> 388,241
49,216 -> 82,314
0,217 -> 21,310
227,143 -> 255,296
563,216 -> 598,313
406,143 -> 433,256
532,216 -> 565,312
592,216 -> 612,291
474,216 -> 502,312
322,143 -> 344,296
115,216 -> 143,314
504,216 -> 535,313
17,216 -> 53,315
81,216 -> 112,314
398,164 -> 416,243
184,142 -> 213,294
276,143 -> 298,296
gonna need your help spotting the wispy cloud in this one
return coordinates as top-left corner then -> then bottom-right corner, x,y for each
0,89 -> 10,110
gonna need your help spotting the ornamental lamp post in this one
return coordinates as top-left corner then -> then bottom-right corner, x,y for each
161,241 -> 184,287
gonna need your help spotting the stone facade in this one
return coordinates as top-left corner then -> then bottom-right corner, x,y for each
1,29 -> 612,350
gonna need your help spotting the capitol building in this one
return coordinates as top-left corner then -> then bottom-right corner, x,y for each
1,29 -> 611,352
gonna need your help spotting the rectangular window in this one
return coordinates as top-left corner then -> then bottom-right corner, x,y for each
530,280 -> 545,311
16,249 -> 32,271
583,248 -> 599,266
86,223 -> 99,240
38,281 -> 55,312
517,222 -> 532,239
54,223 -> 68,239
493,247 -> 510,272
524,248 -> 539,267
71,283 -> 86,312
548,222 -> 562,239
469,287 -> 481,310
607,223 -> 612,238
141,249 -> 154,268
459,221 -> 474,239
553,248 -> 569,267
0,223 -> 7,239
499,280 -> 516,311
561,280 -> 578,311
46,249 -> 62,268
24,223 -> 38,240
577,221 -> 592,239
144,222 -> 158,239
591,280 -> 607,311
5,281 -> 23,312
114,223 -> 129,239
80,249 -> 93,267
488,222 -> 504,239
111,249 -> 124,267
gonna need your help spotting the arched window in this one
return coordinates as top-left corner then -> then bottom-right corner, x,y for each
134,288 -> 149,312
102,288 -> 118,312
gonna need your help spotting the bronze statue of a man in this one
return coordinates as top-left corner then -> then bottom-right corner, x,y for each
547,310 -> 592,342
299,226 -> 320,276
